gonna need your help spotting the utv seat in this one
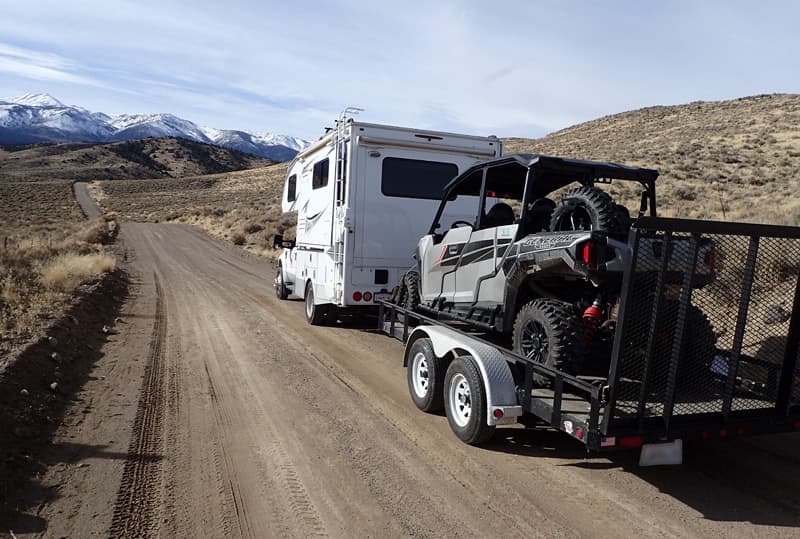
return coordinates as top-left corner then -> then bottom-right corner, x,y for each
523,198 -> 556,233
484,202 -> 516,228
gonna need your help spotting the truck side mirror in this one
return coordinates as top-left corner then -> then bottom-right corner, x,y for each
272,234 -> 284,249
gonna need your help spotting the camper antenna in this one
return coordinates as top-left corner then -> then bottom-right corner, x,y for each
339,107 -> 364,123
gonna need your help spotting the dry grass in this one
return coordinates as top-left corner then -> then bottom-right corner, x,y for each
40,253 -> 116,291
97,94 -> 800,259
505,94 -> 800,224
1,217 -> 117,336
96,163 -> 292,258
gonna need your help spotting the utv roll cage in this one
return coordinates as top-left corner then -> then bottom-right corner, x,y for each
428,153 -> 660,236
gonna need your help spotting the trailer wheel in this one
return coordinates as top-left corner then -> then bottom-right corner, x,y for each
275,264 -> 290,300
304,281 -> 329,326
444,356 -> 496,445
406,338 -> 445,412
512,299 -> 583,386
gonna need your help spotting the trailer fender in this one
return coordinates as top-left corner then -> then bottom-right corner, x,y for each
406,325 -> 522,426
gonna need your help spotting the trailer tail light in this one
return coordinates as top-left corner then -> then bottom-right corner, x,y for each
580,241 -> 596,268
793,420 -> 800,430
493,408 -> 504,419
736,427 -> 745,436
363,291 -> 373,302
719,428 -> 728,438
618,435 -> 644,448
352,291 -> 362,302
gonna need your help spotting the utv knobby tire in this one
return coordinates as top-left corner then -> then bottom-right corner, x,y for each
399,270 -> 420,311
512,299 -> 583,386
550,186 -> 618,234
304,282 -> 329,326
444,356 -> 496,445
275,264 -> 290,300
407,337 -> 445,412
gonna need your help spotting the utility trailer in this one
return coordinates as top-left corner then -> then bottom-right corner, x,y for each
274,112 -> 502,325
380,216 -> 800,465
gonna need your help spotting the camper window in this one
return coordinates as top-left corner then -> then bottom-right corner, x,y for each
312,159 -> 329,189
287,174 -> 297,202
381,157 -> 458,199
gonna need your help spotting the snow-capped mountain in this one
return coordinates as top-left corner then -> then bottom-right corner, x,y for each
0,93 -> 309,161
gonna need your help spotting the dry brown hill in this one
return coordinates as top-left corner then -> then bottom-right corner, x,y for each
0,137 -> 272,182
505,94 -> 800,225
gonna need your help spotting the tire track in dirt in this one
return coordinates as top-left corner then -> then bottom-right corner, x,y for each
109,273 -> 167,537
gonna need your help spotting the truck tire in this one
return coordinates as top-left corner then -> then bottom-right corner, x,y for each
406,337 -> 445,412
304,281 -> 329,326
550,186 -> 618,233
398,270 -> 420,311
275,264 -> 290,300
444,356 -> 496,444
512,299 -> 583,385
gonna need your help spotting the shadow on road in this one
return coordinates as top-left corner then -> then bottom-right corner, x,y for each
0,271 -> 134,535
483,425 -> 800,528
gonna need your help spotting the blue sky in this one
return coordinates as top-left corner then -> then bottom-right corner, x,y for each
1,0 -> 798,139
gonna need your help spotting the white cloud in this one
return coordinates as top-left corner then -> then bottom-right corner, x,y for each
0,0 -> 798,139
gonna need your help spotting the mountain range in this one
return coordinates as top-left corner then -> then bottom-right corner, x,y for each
0,93 -> 309,161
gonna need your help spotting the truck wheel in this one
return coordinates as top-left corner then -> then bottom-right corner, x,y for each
407,338 -> 445,412
444,356 -> 496,445
512,299 -> 583,385
550,186 -> 618,233
304,282 -> 329,326
399,270 -> 420,310
275,264 -> 289,300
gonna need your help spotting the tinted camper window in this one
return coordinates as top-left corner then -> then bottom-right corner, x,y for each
381,158 -> 459,199
312,159 -> 329,189
287,174 -> 297,202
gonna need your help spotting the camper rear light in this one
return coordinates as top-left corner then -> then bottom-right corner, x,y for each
793,420 -> 800,430
352,291 -> 362,302
363,291 -> 373,302
618,435 -> 644,448
580,241 -> 597,268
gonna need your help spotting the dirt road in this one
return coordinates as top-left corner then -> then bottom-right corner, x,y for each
73,182 -> 102,219
13,222 -> 800,538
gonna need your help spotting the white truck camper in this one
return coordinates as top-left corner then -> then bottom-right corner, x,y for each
274,113 -> 502,325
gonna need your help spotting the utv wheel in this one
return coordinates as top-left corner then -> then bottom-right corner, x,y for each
444,356 -> 495,444
275,264 -> 289,300
407,338 -> 445,412
550,186 -> 620,234
399,270 -> 420,311
512,299 -> 583,385
304,282 -> 329,326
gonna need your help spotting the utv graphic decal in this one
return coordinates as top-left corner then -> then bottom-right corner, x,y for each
436,238 -> 513,268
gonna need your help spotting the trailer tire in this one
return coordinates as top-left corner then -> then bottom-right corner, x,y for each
398,270 -> 420,311
275,263 -> 290,300
512,299 -> 583,386
406,338 -> 445,412
550,186 -> 619,234
304,281 -> 329,326
444,356 -> 496,445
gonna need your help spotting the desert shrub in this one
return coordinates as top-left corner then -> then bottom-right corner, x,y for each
231,233 -> 246,245
243,222 -> 265,234
40,253 -> 116,291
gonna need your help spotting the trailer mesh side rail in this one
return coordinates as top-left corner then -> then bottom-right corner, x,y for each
604,217 -> 800,437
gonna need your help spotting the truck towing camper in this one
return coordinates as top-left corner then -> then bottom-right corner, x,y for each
274,112 -> 502,324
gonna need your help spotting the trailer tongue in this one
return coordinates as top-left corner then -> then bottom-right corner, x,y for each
380,216 -> 800,464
